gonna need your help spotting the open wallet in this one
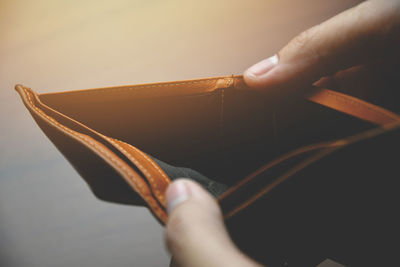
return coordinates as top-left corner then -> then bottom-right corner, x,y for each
15,75 -> 400,266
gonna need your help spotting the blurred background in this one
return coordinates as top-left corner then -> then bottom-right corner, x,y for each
0,1 -> 362,266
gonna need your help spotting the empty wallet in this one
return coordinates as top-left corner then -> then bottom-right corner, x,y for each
15,75 -> 400,266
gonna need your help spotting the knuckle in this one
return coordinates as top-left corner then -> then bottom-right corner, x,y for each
285,24 -> 324,65
292,27 -> 318,50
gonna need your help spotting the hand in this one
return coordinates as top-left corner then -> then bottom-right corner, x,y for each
164,179 -> 262,267
244,0 -> 400,95
164,2 -> 400,266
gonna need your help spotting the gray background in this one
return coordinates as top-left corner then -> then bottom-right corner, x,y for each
0,1 -> 361,266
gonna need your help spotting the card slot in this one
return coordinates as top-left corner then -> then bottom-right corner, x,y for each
39,78 -> 223,107
41,77 -> 223,97
42,90 -> 222,161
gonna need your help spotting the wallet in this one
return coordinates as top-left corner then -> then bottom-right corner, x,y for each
15,75 -> 400,266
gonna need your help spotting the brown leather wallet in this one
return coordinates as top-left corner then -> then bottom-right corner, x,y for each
15,75 -> 400,266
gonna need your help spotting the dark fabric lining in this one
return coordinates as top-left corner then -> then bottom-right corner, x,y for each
151,156 -> 228,197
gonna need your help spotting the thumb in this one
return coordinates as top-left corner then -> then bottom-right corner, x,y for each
164,179 -> 261,267
244,0 -> 400,93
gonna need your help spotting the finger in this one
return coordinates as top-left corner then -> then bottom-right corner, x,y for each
244,0 -> 400,93
313,65 -> 369,90
165,179 -> 261,267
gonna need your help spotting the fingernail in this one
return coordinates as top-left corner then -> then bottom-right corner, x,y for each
246,54 -> 278,77
166,180 -> 189,214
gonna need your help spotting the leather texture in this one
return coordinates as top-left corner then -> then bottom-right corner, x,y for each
15,75 -> 400,265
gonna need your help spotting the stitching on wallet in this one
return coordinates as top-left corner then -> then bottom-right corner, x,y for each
117,139 -> 171,185
105,138 -> 164,202
22,87 -> 166,220
108,138 -> 170,203
322,90 -> 400,122
54,78 -> 220,96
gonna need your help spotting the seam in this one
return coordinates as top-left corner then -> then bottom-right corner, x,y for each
105,137 -> 164,202
220,88 -> 225,138
321,90 -> 400,122
22,87 -> 166,221
46,78 -> 220,96
107,137 -> 170,204
117,139 -> 171,185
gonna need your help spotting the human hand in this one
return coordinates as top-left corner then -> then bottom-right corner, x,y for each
164,2 -> 400,266
164,179 -> 262,267
244,0 -> 400,95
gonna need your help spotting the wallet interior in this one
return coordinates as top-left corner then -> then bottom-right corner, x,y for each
38,83 -> 374,191
16,77 -> 400,265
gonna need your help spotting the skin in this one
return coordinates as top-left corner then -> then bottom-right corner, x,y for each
164,1 -> 400,266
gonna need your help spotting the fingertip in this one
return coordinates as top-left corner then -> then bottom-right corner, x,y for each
246,55 -> 278,77
243,69 -> 259,87
166,179 -> 190,214
244,55 -> 279,89
165,181 -> 260,267
166,179 -> 216,214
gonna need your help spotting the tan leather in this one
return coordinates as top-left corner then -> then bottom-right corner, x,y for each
308,87 -> 400,126
14,75 -> 400,224
16,85 -> 169,221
